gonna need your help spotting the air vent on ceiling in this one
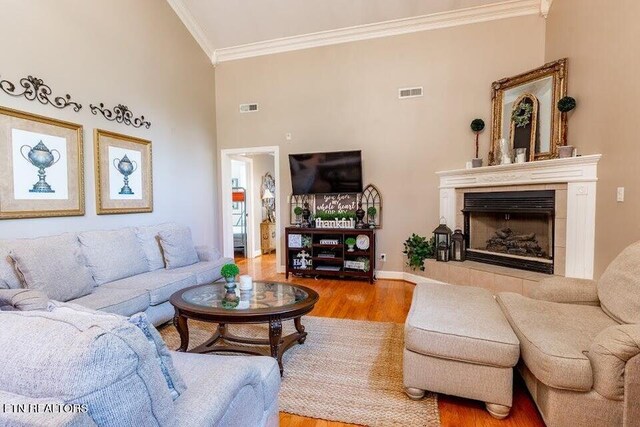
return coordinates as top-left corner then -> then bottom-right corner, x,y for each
239,103 -> 259,113
398,87 -> 423,99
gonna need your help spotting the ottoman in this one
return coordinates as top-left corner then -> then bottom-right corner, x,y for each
403,282 -> 520,419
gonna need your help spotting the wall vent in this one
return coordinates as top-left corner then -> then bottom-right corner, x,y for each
398,87 -> 423,99
239,103 -> 259,113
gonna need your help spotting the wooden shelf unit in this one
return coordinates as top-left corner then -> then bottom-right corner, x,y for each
285,227 -> 376,283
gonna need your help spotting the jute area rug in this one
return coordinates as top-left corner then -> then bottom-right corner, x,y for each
159,316 -> 440,427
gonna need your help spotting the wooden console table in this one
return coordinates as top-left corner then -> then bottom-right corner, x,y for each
285,227 -> 376,283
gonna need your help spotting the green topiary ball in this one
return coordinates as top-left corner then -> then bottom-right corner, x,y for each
557,96 -> 576,113
470,118 -> 485,132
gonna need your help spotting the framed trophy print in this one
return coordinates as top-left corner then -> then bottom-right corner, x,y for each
94,129 -> 152,214
0,106 -> 84,219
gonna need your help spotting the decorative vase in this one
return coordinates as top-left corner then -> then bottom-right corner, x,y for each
355,203 -> 366,229
301,202 -> 311,228
558,145 -> 575,158
224,276 -> 236,290
471,158 -> 483,168
347,244 -> 355,252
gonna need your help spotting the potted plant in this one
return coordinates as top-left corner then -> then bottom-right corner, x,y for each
557,96 -> 577,158
402,234 -> 435,271
367,206 -> 377,228
220,263 -> 240,289
293,206 -> 303,225
345,237 -> 357,252
470,118 -> 485,168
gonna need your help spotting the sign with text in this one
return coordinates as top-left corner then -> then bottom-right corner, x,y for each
314,193 -> 357,215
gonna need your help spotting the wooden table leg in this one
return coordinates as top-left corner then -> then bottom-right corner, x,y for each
294,316 -> 307,344
269,317 -> 283,375
173,310 -> 189,352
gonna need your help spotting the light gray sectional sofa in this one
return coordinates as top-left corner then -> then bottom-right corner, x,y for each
0,223 -> 233,326
0,289 -> 281,427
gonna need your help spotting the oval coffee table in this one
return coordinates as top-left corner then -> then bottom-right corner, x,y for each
170,281 -> 319,375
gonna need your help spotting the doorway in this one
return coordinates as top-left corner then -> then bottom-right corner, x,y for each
221,146 -> 281,272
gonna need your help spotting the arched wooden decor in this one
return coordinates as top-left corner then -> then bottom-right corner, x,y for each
359,184 -> 382,229
289,194 -> 314,225
509,93 -> 539,161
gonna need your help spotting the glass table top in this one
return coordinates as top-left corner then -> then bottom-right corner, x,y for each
181,281 -> 311,311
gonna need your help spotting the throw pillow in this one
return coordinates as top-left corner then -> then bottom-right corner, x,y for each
0,241 -> 22,289
129,313 -> 187,400
9,233 -> 96,302
158,226 -> 199,269
135,223 -> 179,271
79,228 -> 149,285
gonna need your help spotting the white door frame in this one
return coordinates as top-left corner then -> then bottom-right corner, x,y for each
229,155 -> 255,258
221,146 -> 281,272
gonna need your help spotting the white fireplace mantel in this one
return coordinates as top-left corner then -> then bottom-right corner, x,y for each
437,154 -> 602,279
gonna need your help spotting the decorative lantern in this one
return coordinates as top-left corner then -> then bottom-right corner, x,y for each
433,217 -> 452,262
451,229 -> 466,262
437,241 -> 450,262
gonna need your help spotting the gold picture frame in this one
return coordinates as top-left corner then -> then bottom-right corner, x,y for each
0,106 -> 84,219
94,129 -> 152,215
490,58 -> 567,164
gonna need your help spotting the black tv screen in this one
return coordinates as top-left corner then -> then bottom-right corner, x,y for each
289,150 -> 363,195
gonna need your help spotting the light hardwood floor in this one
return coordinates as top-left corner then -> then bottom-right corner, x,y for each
236,254 -> 545,427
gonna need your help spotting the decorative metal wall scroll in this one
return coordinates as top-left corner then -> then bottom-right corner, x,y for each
0,75 -> 82,112
89,103 -> 151,129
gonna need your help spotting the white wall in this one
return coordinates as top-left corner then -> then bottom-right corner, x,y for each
0,0 -> 218,247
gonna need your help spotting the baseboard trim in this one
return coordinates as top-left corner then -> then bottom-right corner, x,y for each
277,266 -> 443,284
376,270 -> 445,284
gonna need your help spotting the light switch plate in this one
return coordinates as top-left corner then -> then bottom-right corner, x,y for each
617,187 -> 625,202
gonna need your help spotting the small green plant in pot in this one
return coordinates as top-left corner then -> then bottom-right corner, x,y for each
345,237 -> 357,252
367,206 -> 377,228
470,118 -> 485,167
220,263 -> 240,289
293,206 -> 303,224
403,234 -> 435,271
557,96 -> 577,158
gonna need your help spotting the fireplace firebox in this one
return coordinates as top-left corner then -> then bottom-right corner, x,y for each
463,190 -> 555,274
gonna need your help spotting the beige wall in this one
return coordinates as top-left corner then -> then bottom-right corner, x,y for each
545,0 -> 640,276
215,15 -> 546,271
0,0 -> 218,246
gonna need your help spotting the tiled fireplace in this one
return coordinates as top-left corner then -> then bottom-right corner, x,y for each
438,155 -> 601,280
464,190 -> 555,274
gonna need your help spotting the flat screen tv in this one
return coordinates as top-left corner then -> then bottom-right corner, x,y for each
289,150 -> 363,195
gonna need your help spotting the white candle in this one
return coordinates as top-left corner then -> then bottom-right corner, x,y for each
239,275 -> 253,291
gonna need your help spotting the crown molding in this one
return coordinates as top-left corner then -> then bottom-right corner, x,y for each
213,0 -> 541,64
167,0 -> 215,60
540,0 -> 554,18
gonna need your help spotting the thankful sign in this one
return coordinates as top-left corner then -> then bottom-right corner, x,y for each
314,193 -> 357,215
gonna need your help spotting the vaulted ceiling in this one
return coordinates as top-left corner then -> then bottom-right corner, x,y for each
168,0 -> 550,64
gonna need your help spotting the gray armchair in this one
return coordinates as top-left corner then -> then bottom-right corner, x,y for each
497,241 -> 640,427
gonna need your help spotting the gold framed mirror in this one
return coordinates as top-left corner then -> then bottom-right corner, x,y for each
490,58 -> 567,164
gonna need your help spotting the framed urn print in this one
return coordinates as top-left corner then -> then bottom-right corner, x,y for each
94,129 -> 152,214
0,106 -> 84,219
